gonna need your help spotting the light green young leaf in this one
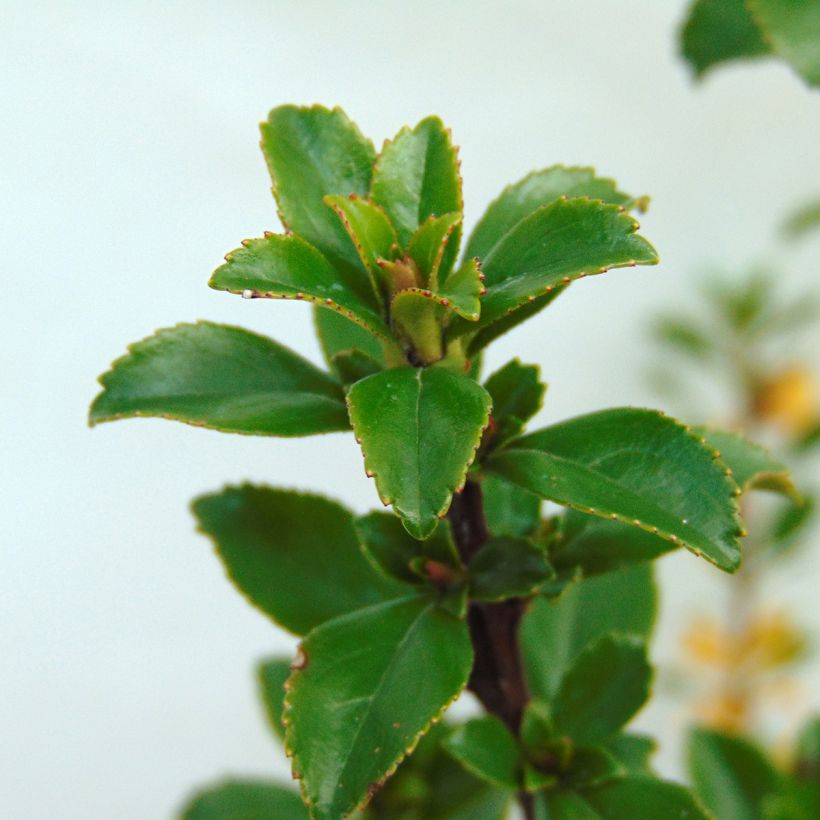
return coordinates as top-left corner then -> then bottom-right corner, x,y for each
487,408 -> 744,571
260,104 -> 375,273
522,564 -> 657,701
748,0 -> 820,86
258,657 -> 291,741
443,715 -> 522,790
354,511 -> 461,585
482,474 -> 542,538
180,779 -> 309,819
347,367 -> 492,539
688,728 -> 781,820
210,233 -> 390,341
465,165 -> 641,262
193,485 -> 406,635
551,634 -> 652,745
89,322 -> 349,437
451,198 -> 657,338
681,0 -> 770,78
439,258 -> 484,321
285,597 -> 473,820
469,537 -> 553,601
371,116 -> 462,246
407,212 -> 462,289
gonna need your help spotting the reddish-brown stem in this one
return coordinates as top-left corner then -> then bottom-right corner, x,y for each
447,479 -> 534,819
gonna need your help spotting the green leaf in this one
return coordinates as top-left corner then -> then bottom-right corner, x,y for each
210,233 -> 391,342
688,727 -> 781,820
793,716 -> 820,817
564,747 -> 625,789
260,104 -> 376,275
389,291 -> 447,364
257,657 -> 291,741
484,358 -> 547,445
285,597 -> 473,820
407,212 -> 462,288
354,511 -> 461,585
748,0 -> 820,86
551,634 -> 652,745
482,473 -> 542,538
443,715 -> 522,790
314,305 -> 386,370
369,723 -> 510,820
180,779 -> 309,819
681,0 -> 771,79
695,426 -> 800,501
347,367 -> 492,539
465,165 -> 640,262
330,349 -> 382,386
769,495 -> 815,555
469,537 -> 553,601
451,198 -> 657,337
537,790 -> 600,819
603,734 -> 657,775
371,116 -> 462,247
580,775 -> 712,819
192,485 -> 406,635
324,195 -> 398,301
439,258 -> 484,321
89,322 -> 349,437
522,564 -> 657,701
487,408 -> 744,572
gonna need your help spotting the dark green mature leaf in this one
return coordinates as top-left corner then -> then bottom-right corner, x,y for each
314,306 -> 386,369
452,199 -> 657,337
469,537 -> 553,601
551,635 -> 652,745
748,0 -> 820,86
354,511 -> 461,584
180,779 -> 308,819
443,715 -> 521,789
688,728 -> 781,820
581,776 -> 711,818
371,116 -> 462,246
369,723 -> 511,820
89,322 -> 349,437
487,408 -> 744,571
324,195 -> 398,302
210,233 -> 391,341
260,104 -> 375,275
193,486 -> 406,635
485,359 -> 546,426
522,564 -> 657,701
465,165 -> 639,262
285,597 -> 473,820
347,367 -> 492,539
330,349 -> 382,386
604,734 -> 657,775
407,212 -> 462,288
482,474 -> 541,538
696,426 -> 800,501
258,657 -> 291,740
563,747 -> 625,790
681,0 -> 770,78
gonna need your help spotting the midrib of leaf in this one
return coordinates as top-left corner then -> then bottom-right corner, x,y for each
334,597 -> 432,806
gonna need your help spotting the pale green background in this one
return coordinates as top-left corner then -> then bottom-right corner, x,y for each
2,1 -> 819,818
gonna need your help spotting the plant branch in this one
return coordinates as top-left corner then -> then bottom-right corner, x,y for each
448,478 -> 534,819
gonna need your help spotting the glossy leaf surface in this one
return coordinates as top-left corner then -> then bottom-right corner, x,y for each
551,634 -> 652,745
258,657 -> 291,740
469,537 -> 553,601
522,564 -> 657,701
371,116 -> 462,246
210,233 -> 390,340
482,474 -> 541,538
348,367 -> 492,538
443,715 -> 521,789
452,198 -> 657,336
180,780 -> 309,819
193,486 -> 405,635
285,597 -> 472,820
484,359 -> 546,427
488,408 -> 743,571
466,165 -> 638,262
260,104 -> 375,272
90,322 -> 348,437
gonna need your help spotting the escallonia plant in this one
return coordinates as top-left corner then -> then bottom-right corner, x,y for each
89,105 -> 799,819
